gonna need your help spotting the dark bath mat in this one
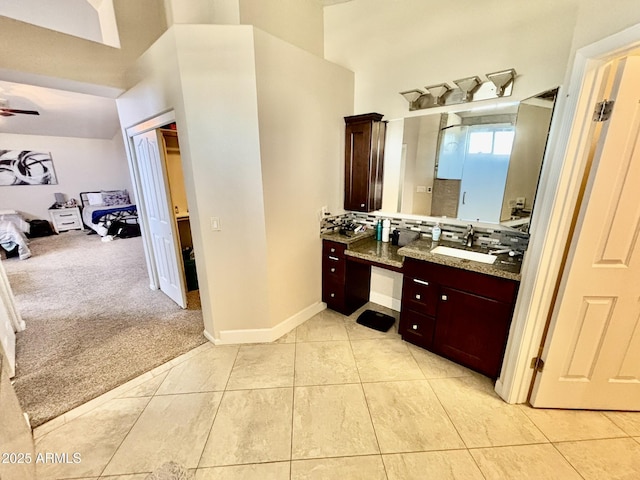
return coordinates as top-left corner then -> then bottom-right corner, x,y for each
356,309 -> 395,332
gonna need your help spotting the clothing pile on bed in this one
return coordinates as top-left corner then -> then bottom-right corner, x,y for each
0,210 -> 31,260
82,189 -> 138,237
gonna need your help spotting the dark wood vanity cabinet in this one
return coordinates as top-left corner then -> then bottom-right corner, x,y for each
322,240 -> 370,315
344,113 -> 387,212
399,258 -> 519,378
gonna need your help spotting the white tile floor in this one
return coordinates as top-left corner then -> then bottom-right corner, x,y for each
32,303 -> 640,480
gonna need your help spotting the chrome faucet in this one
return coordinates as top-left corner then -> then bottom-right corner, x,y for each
463,224 -> 474,247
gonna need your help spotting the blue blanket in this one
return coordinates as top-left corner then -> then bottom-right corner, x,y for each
91,205 -> 137,223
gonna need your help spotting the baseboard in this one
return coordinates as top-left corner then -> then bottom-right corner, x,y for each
369,292 -> 401,312
213,301 -> 326,345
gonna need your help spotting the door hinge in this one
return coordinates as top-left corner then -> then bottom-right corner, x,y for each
530,356 -> 545,372
593,100 -> 614,122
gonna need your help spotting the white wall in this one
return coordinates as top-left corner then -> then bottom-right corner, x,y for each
253,28 -> 353,327
324,0 -> 580,119
0,133 -> 131,220
117,26 -> 271,340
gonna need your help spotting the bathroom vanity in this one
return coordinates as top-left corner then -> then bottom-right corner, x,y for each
321,232 -> 520,378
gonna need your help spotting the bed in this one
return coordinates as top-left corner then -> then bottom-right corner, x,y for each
0,221 -> 31,260
80,190 -> 139,237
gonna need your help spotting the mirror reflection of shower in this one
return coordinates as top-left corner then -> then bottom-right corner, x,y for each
387,88 -> 558,228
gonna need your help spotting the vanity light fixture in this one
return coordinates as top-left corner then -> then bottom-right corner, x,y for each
424,83 -> 451,105
399,89 -> 424,104
486,68 -> 517,97
453,76 -> 482,102
399,67 -> 517,111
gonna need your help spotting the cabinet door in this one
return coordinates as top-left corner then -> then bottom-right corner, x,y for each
345,120 -> 374,211
434,287 -> 513,378
344,113 -> 386,212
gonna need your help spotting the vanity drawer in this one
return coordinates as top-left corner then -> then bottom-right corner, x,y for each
402,276 -> 438,317
322,240 -> 346,280
323,241 -> 346,258
322,278 -> 345,311
399,309 -> 435,349
323,252 -> 345,280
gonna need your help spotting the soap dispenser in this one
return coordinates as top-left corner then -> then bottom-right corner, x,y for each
432,223 -> 441,242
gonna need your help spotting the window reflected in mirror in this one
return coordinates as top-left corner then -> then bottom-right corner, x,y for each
385,88 -> 558,230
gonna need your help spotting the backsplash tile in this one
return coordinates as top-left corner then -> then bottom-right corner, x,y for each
320,212 -> 529,252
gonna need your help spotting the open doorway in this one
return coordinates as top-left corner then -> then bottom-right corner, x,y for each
126,112 -> 193,309
159,124 -> 200,298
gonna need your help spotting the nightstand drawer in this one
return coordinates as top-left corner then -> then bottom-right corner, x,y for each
49,207 -> 82,233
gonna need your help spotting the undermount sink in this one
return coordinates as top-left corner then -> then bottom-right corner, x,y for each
431,245 -> 497,264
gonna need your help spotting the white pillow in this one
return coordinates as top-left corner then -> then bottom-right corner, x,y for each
87,192 -> 104,206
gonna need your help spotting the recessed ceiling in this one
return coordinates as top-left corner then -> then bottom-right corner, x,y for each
0,80 -> 120,140
322,0 -> 354,5
0,0 -> 120,47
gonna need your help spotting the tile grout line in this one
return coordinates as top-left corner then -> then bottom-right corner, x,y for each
289,337 -> 298,480
195,345 -> 241,470
96,393 -> 153,478
348,324 -> 391,480
549,442 -> 588,480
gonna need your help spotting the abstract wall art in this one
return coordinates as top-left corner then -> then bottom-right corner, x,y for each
0,150 -> 58,186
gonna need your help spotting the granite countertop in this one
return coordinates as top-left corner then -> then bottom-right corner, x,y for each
321,230 -> 522,281
321,229 -> 375,245
398,238 -> 522,281
344,237 -> 404,269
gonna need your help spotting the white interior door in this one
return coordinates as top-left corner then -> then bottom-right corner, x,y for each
133,130 -> 187,308
530,56 -> 640,410
0,261 -> 20,377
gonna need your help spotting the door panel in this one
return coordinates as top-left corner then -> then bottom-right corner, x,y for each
435,286 -> 512,378
531,57 -> 640,409
0,261 -> 17,377
133,130 -> 186,308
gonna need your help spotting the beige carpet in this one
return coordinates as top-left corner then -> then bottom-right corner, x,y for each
4,230 -> 206,427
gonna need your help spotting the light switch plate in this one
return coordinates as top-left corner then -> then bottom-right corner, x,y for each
210,217 -> 221,231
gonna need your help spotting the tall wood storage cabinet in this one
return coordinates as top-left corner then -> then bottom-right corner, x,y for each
344,113 -> 387,212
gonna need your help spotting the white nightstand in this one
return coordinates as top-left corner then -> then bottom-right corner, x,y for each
49,206 -> 83,233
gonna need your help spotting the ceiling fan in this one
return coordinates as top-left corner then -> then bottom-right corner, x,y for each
0,99 -> 39,117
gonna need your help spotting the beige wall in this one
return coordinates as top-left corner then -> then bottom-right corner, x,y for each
324,0 -> 580,119
240,0 -> 324,57
571,0 -> 640,53
411,115 -> 440,215
0,133 -> 131,220
501,103 -> 553,221
0,0 -> 167,91
253,28 -> 353,327
118,24 -> 352,338
164,0 -> 240,25
117,26 -> 271,339
162,0 -> 324,56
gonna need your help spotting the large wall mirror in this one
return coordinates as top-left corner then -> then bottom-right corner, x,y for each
383,88 -> 558,229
